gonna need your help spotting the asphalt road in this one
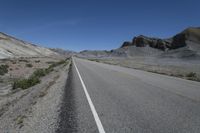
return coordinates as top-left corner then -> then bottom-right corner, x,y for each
57,57 -> 200,133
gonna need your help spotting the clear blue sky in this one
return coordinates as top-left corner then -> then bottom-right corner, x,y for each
0,0 -> 199,51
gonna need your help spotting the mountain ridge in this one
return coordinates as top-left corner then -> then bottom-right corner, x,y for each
1,27 -> 200,59
121,27 -> 200,50
0,32 -> 58,59
79,27 -> 200,58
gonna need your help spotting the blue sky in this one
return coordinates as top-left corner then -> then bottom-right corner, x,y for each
0,0 -> 199,51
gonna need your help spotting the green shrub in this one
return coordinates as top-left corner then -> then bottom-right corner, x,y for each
186,72 -> 197,78
19,59 -> 28,62
45,67 -> 54,74
49,60 -> 66,68
0,65 -> 9,75
46,61 -> 55,64
12,61 -> 16,64
26,64 -> 33,67
89,59 -> 100,62
35,60 -> 40,63
33,69 -> 46,77
12,59 -> 67,90
13,75 -> 40,90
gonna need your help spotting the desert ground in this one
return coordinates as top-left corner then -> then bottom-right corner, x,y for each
86,56 -> 200,82
0,56 -> 70,132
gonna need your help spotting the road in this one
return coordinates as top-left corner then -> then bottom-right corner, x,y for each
57,57 -> 200,133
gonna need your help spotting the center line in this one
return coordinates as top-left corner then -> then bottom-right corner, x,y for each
73,57 -> 106,133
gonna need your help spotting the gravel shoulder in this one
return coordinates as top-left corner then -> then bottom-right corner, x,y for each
0,61 -> 70,133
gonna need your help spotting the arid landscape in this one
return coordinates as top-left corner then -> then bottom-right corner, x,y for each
0,58 -> 71,131
0,26 -> 200,132
0,32 -> 71,132
79,27 -> 200,81
1,0 -> 200,132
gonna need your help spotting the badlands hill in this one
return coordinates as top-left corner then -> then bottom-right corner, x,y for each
0,32 -> 58,59
79,27 -> 200,58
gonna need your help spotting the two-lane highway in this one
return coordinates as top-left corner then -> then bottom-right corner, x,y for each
57,57 -> 200,133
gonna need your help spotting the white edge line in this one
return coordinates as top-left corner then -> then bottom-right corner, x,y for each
72,57 -> 106,133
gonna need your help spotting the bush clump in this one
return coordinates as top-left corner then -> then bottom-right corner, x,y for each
186,72 -> 197,78
49,60 -> 66,68
13,75 -> 40,90
35,60 -> 40,63
0,65 -> 9,75
33,69 -> 46,77
12,59 -> 68,90
19,59 -> 29,63
26,63 -> 33,67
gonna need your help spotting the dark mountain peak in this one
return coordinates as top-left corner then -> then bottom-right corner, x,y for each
121,41 -> 132,48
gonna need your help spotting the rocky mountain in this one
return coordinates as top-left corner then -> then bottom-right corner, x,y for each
121,27 -> 200,51
0,32 -> 58,59
79,27 -> 200,58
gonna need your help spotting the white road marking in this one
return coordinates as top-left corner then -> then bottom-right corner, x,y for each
73,58 -> 106,133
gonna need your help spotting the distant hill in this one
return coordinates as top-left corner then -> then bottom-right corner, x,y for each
50,48 -> 76,57
79,27 -> 200,58
0,32 -> 58,59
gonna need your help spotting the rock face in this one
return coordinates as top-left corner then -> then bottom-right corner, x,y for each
121,41 -> 133,48
0,32 -> 58,59
121,27 -> 200,51
122,35 -> 171,51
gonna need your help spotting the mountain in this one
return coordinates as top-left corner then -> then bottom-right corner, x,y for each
121,27 -> 200,51
0,32 -> 58,59
79,50 -> 111,58
50,48 -> 76,57
79,27 -> 200,58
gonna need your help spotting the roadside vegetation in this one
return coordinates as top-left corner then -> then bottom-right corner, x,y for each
12,59 -> 69,90
88,59 -> 100,62
19,59 -> 29,63
0,64 -> 9,75
26,63 -> 33,67
34,60 -> 40,63
185,72 -> 199,81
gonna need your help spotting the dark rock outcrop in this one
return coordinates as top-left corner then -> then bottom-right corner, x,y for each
171,33 -> 187,49
121,41 -> 132,48
122,35 -> 171,51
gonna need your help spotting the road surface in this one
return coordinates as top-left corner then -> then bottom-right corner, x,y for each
57,57 -> 200,133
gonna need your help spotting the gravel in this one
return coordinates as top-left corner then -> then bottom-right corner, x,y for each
0,63 -> 70,133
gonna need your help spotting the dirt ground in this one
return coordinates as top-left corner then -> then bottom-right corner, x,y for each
88,56 -> 200,82
0,56 -> 70,133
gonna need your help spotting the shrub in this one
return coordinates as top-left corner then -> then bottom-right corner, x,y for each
33,69 -> 46,77
26,64 -> 33,67
12,61 -> 16,64
12,59 -> 67,90
49,60 -> 66,68
186,72 -> 197,78
13,75 -> 40,90
19,59 -> 28,62
0,65 -> 9,75
45,67 -> 54,74
35,60 -> 40,63
46,61 -> 55,64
